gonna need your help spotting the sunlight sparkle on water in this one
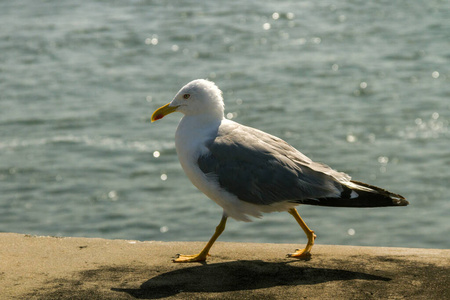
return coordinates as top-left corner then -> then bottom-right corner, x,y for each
226,112 -> 237,119
145,37 -> 158,45
378,156 -> 389,164
312,37 -> 321,44
108,190 -> 118,201
346,134 -> 356,143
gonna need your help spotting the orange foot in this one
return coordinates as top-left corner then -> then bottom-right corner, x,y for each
287,248 -> 312,260
287,232 -> 316,260
172,253 -> 209,263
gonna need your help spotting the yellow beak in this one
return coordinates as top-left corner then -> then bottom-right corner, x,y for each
151,103 -> 179,122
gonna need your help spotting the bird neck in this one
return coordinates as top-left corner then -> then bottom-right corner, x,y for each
179,113 -> 223,132
175,114 -> 222,161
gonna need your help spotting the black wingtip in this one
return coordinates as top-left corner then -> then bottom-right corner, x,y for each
391,195 -> 409,206
297,181 -> 408,208
350,180 -> 408,207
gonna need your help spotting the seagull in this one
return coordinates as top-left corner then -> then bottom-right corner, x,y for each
151,79 -> 408,263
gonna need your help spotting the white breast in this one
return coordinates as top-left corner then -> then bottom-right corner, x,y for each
175,115 -> 222,201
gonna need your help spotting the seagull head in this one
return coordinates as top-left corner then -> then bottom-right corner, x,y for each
151,79 -> 225,122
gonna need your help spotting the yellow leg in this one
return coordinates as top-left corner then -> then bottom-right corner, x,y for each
287,208 -> 316,259
173,214 -> 228,263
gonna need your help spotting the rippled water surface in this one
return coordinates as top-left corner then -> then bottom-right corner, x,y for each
1,0 -> 449,249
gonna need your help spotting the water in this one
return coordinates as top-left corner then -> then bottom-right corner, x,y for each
1,0 -> 449,249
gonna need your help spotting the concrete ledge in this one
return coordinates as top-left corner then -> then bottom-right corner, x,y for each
1,233 -> 449,299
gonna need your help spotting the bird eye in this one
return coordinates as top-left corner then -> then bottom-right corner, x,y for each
183,94 -> 190,99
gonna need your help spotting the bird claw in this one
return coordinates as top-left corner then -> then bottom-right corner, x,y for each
172,253 -> 208,263
287,249 -> 312,260
287,233 -> 315,260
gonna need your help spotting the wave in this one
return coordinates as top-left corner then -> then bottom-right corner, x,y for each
0,134 -> 174,153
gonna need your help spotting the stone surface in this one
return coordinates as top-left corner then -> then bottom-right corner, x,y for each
1,233 -> 449,299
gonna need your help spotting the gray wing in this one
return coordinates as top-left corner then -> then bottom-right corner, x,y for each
197,123 -> 350,205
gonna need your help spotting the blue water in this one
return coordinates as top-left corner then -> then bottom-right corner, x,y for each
1,1 -> 449,249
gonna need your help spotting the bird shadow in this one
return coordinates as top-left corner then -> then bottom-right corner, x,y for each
112,260 -> 391,299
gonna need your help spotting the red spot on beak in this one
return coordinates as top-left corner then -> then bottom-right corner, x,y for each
154,114 -> 164,121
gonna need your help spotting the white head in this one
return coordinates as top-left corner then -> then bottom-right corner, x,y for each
151,79 -> 224,122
